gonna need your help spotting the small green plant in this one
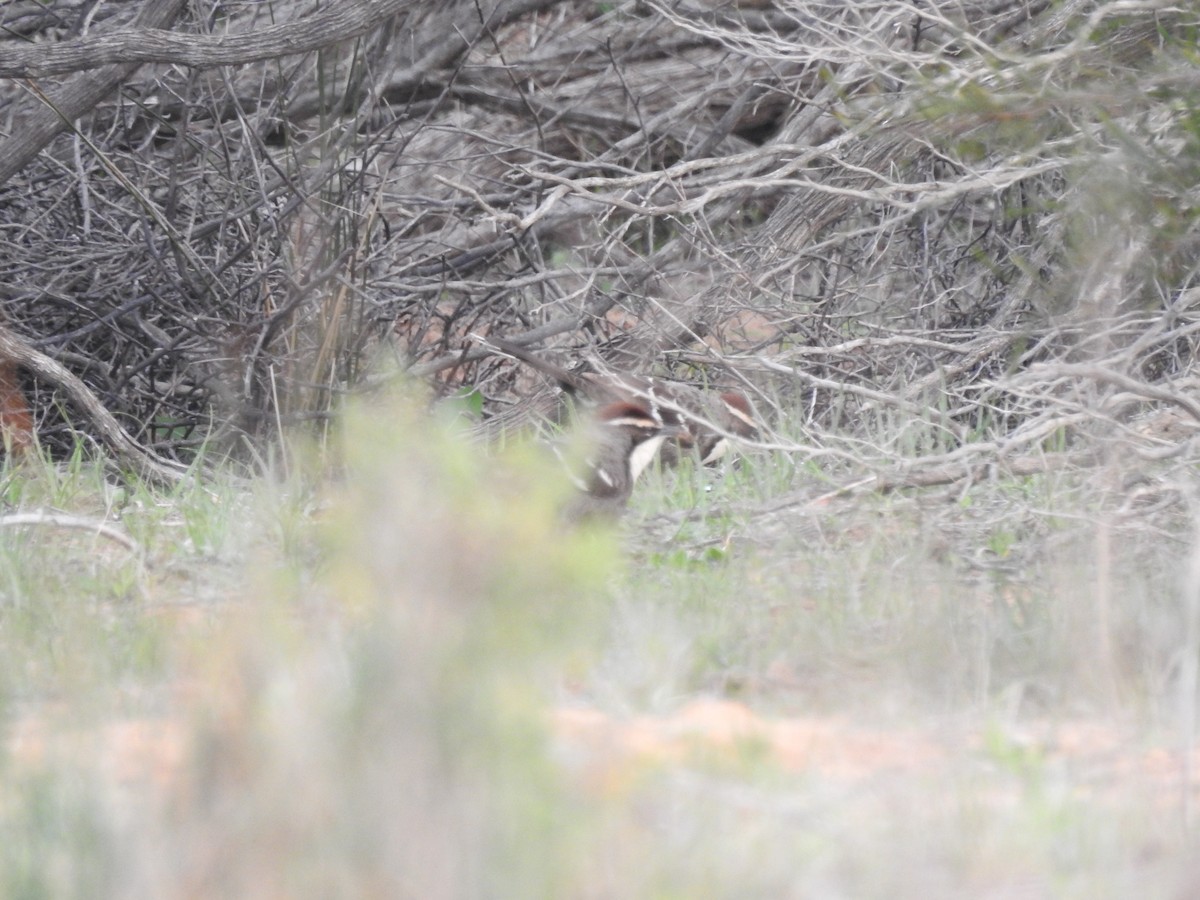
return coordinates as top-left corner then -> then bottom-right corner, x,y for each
987,528 -> 1017,558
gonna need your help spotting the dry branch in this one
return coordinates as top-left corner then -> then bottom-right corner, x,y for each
0,0 -> 413,78
0,0 -> 188,187
0,325 -> 187,485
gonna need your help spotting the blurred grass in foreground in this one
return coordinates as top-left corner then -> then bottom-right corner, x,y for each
0,389 -> 1198,896
0,389 -> 617,897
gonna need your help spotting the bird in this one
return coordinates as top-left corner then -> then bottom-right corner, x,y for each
559,399 -> 687,523
482,336 -> 759,467
666,388 -> 758,467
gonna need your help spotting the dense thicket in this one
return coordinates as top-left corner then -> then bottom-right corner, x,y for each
1,0 -> 1198,493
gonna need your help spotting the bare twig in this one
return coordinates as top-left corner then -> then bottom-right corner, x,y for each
0,511 -> 141,555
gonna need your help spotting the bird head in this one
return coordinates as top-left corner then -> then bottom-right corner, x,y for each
593,401 -> 688,484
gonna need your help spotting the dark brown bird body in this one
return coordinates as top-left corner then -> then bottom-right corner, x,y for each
559,400 -> 684,523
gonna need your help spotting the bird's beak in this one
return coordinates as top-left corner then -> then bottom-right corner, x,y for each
661,424 -> 691,441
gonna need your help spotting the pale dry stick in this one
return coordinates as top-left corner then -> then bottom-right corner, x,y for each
383,265 -> 632,296
992,386 -> 1193,457
1018,363 -> 1200,425
976,376 -> 1200,461
71,127 -> 92,239
774,332 -> 989,360
268,0 -> 569,126
433,174 -> 523,230
519,155 -> 1065,224
749,355 -> 941,419
518,142 -> 835,195
995,408 -> 1096,452
1041,315 -> 1200,397
998,368 -> 1162,423
902,333 -> 1024,400
0,512 -> 140,555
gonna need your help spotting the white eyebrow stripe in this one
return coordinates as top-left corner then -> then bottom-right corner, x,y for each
604,416 -> 657,428
723,403 -> 757,429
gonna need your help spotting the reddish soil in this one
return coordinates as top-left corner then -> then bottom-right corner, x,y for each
552,699 -> 1200,807
7,697 -> 1199,814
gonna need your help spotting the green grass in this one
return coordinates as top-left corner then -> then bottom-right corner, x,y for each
0,395 -> 1197,896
